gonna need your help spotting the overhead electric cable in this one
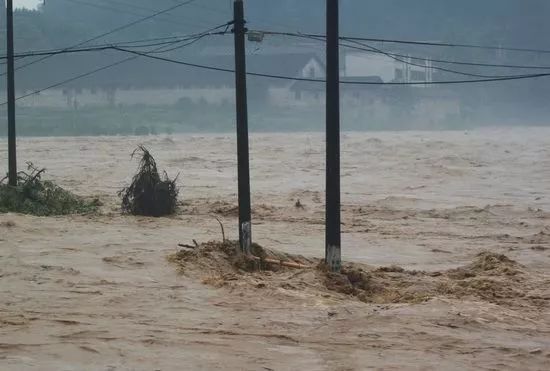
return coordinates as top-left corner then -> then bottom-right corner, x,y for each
260,30 -> 550,55
0,32 -> 227,61
296,33 -> 514,79
4,22 -> 550,107
114,47 -> 550,85
0,0 -> 199,77
0,21 -> 232,106
257,30 -> 550,71
60,0 -> 212,29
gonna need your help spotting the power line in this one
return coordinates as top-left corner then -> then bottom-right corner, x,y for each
277,31 -> 550,71
184,0 -> 289,32
297,33 -> 514,79
142,33 -> 212,54
3,28 -> 550,107
3,57 -> 137,106
4,41 -> 550,109
0,22 -> 231,106
256,30 -> 550,75
6,30 -> 550,73
342,39 -> 550,71
0,47 -> 176,107
351,42 -> 503,78
340,36 -> 550,55
114,47 -> 550,85
0,0 -> 199,77
59,0 -> 213,30
0,33 -> 224,66
0,35 -> 177,64
260,30 -> 550,55
8,28 -> 550,73
96,0 -> 230,28
0,32 -> 227,61
7,26 -> 231,61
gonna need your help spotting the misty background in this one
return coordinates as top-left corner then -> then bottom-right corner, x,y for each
1,0 -> 549,136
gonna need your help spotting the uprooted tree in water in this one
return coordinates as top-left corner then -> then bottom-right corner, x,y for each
119,145 -> 179,217
0,162 -> 98,216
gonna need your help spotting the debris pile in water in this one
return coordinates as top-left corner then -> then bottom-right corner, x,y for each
170,244 -> 541,308
120,145 -> 178,217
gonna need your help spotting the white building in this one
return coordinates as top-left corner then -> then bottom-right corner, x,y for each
343,50 -> 434,84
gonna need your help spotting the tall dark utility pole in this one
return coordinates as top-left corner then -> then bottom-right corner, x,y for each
233,0 -> 252,254
6,0 -> 16,186
325,0 -> 341,272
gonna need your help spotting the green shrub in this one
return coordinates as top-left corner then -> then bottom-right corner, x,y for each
0,163 -> 98,216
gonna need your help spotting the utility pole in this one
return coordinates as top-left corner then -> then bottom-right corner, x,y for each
325,0 -> 341,272
6,0 -> 16,186
233,0 -> 252,254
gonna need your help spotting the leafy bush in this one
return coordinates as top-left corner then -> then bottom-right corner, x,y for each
0,163 -> 98,216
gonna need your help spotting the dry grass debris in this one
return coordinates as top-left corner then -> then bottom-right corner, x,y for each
169,245 -> 546,308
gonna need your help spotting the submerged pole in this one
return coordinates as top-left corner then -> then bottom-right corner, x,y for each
325,0 -> 341,272
6,0 -> 16,186
233,0 -> 252,254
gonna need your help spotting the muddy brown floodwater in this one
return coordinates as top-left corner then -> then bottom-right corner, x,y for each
1,128 -> 549,370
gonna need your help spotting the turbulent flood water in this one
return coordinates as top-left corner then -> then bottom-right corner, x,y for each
1,128 -> 549,370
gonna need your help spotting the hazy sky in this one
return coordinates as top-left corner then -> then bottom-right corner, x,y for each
15,0 -> 39,9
